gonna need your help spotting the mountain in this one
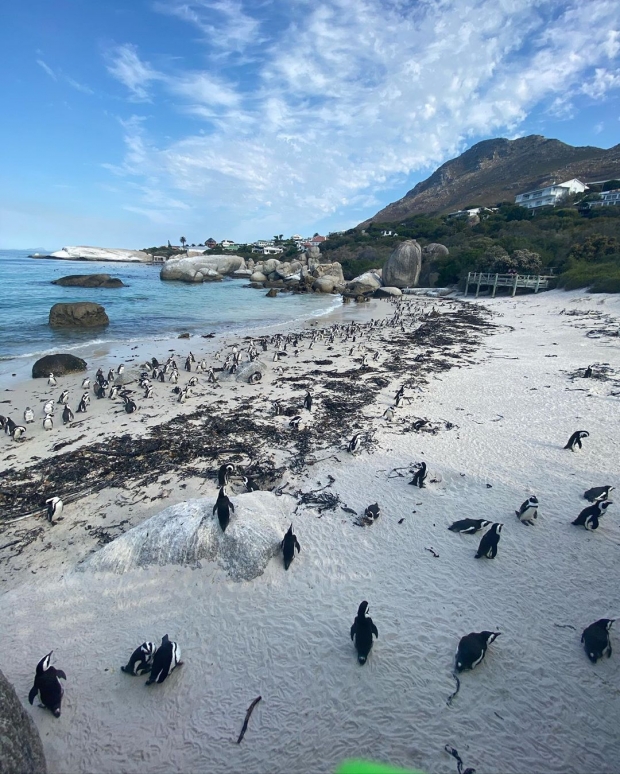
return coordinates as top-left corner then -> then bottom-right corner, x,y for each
360,135 -> 620,226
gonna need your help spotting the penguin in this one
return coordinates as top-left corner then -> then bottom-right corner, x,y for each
0,416 -> 8,432
583,365 -> 593,378
475,522 -> 502,558
188,376 -> 198,387
170,370 -> 179,384
289,415 -> 302,430
218,463 -> 234,488
43,414 -> 53,431
455,631 -> 501,672
364,503 -> 380,525
125,400 -> 137,414
107,368 -> 115,382
43,400 -> 54,415
241,476 -> 259,492
248,371 -> 262,384
77,396 -> 88,413
62,405 -> 74,424
350,601 -> 379,665
281,524 -> 301,570
409,462 -> 427,488
121,642 -> 157,675
94,383 -> 106,399
145,634 -> 182,685
48,373 -> 57,387
516,496 -> 539,525
23,407 -> 35,424
184,356 -> 192,372
584,485 -> 614,503
46,496 -> 63,524
117,364 -> 125,375
572,500 -> 612,530
273,401 -> 282,416
81,377 -> 90,389
144,385 -> 153,399
213,486 -> 234,531
28,652 -> 66,718
581,619 -> 614,663
109,385 -> 120,400
383,407 -> 395,422
12,425 -> 26,441
58,390 -> 69,405
304,391 -> 313,412
564,430 -> 589,451
347,433 -> 363,454
448,518 -> 491,534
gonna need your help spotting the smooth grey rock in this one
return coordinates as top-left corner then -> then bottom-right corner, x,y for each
313,277 -> 335,293
344,271 -> 383,296
160,255 -> 245,283
232,269 -> 253,278
383,240 -> 422,288
49,302 -> 109,327
52,274 -> 125,288
32,353 -> 87,378
0,668 -> 47,774
263,258 -> 280,274
266,288 -> 278,297
275,263 -> 294,279
250,271 -> 267,283
423,242 -> 449,258
234,360 -> 266,383
312,261 -> 344,284
375,286 -> 403,297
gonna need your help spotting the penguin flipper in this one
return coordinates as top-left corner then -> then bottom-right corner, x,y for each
295,539 -> 301,553
56,670 -> 67,681
213,504 -> 217,515
230,502 -> 235,512
371,623 -> 379,639
350,623 -> 356,641
28,684 -> 38,705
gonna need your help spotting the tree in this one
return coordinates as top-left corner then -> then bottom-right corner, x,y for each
180,236 -> 187,248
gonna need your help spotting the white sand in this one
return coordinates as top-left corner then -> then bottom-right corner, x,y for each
1,290 -> 619,774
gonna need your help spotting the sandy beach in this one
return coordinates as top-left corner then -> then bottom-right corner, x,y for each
1,289 -> 619,774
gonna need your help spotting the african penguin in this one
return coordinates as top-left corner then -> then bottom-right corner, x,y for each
23,407 -> 35,423
77,397 -> 88,414
583,365 -> 593,378
281,524 -> 301,570
12,425 -> 26,440
124,400 -> 137,414
58,390 -> 69,405
564,430 -> 589,451
584,485 -> 614,503
572,500 -> 612,530
455,631 -> 501,672
448,519 -> 491,534
516,496 -> 539,525
117,364 -> 125,375
347,433 -> 362,454
289,415 -> 302,430
241,476 -> 259,492
62,405 -> 74,424
218,463 -> 234,488
581,619 -> 614,663
121,642 -> 157,675
409,462 -> 428,488
145,635 -> 182,685
81,377 -> 90,388
213,486 -> 235,532
43,400 -> 54,415
383,407 -> 395,422
43,414 -> 53,431
304,391 -> 313,412
46,497 -> 63,524
350,601 -> 379,665
362,503 -> 380,525
475,523 -> 502,558
48,373 -> 57,387
28,652 -> 66,717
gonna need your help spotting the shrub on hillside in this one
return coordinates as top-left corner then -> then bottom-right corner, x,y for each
560,261 -> 620,293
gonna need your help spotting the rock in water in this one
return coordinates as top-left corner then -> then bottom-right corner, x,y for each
0,668 -> 47,774
160,255 -> 245,283
32,353 -> 87,378
52,274 -> 125,288
266,288 -> 278,297
49,302 -> 109,328
80,491 -> 294,581
383,240 -> 422,288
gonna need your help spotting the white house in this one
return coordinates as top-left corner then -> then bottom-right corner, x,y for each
586,189 -> 620,208
263,246 -> 284,255
220,239 -> 235,248
515,178 -> 587,210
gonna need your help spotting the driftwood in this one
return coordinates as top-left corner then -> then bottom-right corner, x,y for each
236,695 -> 261,744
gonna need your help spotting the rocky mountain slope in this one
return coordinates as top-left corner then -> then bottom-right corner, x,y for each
360,135 -> 620,225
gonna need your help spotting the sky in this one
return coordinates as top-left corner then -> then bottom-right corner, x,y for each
1,0 -> 619,250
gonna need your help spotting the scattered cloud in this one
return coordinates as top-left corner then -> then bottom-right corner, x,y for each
36,56 -> 95,95
36,59 -> 57,81
65,76 -> 94,95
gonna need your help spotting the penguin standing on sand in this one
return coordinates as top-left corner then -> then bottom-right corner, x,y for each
28,652 -> 66,717
350,601 -> 379,665
564,430 -> 589,451
448,518 -> 491,534
58,390 -> 69,405
348,433 -> 363,454
455,631 -> 501,672
281,524 -> 301,570
213,486 -> 234,531
582,619 -> 614,663
583,365 -> 593,378
584,485 -> 614,503
409,462 -> 428,488
516,496 -> 539,525
94,383 -> 106,399
81,377 -> 90,389
12,425 -> 26,440
475,523 -> 502,558
121,642 -> 157,675
44,400 -> 54,415
124,399 -> 137,414
48,373 -> 57,387
304,390 -> 313,412
145,635 -> 182,685
62,405 -> 74,424
46,497 -> 63,524
289,415 -> 302,430
24,407 -> 35,423
43,414 -> 53,431
218,463 -> 234,488
77,396 -> 88,413
572,500 -> 612,530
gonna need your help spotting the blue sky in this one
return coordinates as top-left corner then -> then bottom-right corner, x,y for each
1,0 -> 619,250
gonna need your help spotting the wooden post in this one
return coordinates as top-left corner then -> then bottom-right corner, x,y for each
475,273 -> 482,298
465,272 -> 471,296
492,273 -> 499,298
534,275 -> 541,293
512,273 -> 519,297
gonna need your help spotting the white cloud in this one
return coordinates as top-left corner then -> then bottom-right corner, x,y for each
65,76 -> 94,95
104,0 -> 620,238
36,59 -> 57,81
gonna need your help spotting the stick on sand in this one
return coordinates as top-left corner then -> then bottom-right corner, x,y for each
236,695 -> 261,744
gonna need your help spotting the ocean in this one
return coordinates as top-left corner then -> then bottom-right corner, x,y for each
0,250 -> 341,372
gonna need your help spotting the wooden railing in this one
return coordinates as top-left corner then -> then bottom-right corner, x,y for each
464,272 -> 554,298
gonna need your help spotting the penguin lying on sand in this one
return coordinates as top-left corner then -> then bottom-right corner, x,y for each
455,631 -> 500,672
516,496 -> 538,525
28,652 -> 66,717
572,500 -> 612,530
350,601 -> 378,665
582,619 -> 614,663
145,635 -> 182,685
475,523 -> 502,558
448,519 -> 491,534
281,524 -> 301,570
584,485 -> 614,503
564,430 -> 589,451
121,642 -> 157,675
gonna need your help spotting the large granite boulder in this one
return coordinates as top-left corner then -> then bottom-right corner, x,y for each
375,286 -> 403,298
313,277 -> 335,293
419,243 -> 449,287
275,263 -> 295,279
0,668 -> 47,774
32,353 -> 87,378
34,246 -> 148,263
423,243 -> 449,259
160,254 -> 245,283
344,271 -> 383,296
383,240 -> 422,288
250,271 -> 267,283
263,258 -> 280,275
49,302 -> 109,327
313,262 -> 344,284
52,274 -> 125,288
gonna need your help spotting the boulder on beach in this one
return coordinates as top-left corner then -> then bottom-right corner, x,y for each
36,246 -> 149,263
375,286 -> 403,298
49,302 -> 109,328
383,239 -> 422,288
80,492 -> 295,582
52,273 -> 125,288
313,276 -> 336,293
234,360 -> 267,384
250,271 -> 267,283
344,270 -> 383,296
32,353 -> 87,378
160,254 -> 245,283
423,243 -> 449,259
0,668 -> 47,774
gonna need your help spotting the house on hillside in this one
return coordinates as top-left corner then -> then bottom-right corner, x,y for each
263,245 -> 284,255
584,189 -> 620,208
220,239 -> 235,249
380,230 -> 398,237
515,178 -> 586,210
205,238 -> 217,249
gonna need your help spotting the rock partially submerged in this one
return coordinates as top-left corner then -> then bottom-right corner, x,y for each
49,302 -> 109,328
160,255 -> 245,283
33,246 -> 149,262
81,492 -> 294,581
52,273 -> 125,288
0,668 -> 47,774
32,353 -> 87,378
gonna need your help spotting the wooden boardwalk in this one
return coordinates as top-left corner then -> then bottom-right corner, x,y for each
464,272 -> 554,298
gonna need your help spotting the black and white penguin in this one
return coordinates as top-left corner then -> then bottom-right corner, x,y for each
1,416 -> 12,434
213,486 -> 234,531
475,523 -> 502,558
564,430 -> 589,451
383,406 -> 395,422
48,373 -> 57,387
516,496 -> 539,525
145,635 -> 182,685
81,377 -> 90,389
409,462 -> 428,488
304,391 -> 313,412
273,401 -> 282,416
248,371 -> 262,384
95,383 -> 106,399
188,376 -> 198,387
46,496 -> 63,524
348,433 -> 363,454
77,396 -> 88,413
448,518 -> 491,534
572,500 -> 612,530
218,463 -> 234,488
350,601 -> 379,665
281,524 -> 301,570
583,365 -> 593,378
12,425 -> 26,441
289,415 -> 302,430
62,405 -> 74,424
43,399 -> 54,415
117,364 -> 125,375
584,485 -> 614,503
184,356 -> 192,372
58,390 -> 69,405
28,652 -> 66,717
241,476 -> 259,492
23,407 -> 35,424
455,631 -> 501,672
144,384 -> 153,399
581,619 -> 614,663
121,642 -> 157,675
124,400 -> 137,414
43,414 -> 53,431
363,503 -> 381,525
109,385 -> 120,400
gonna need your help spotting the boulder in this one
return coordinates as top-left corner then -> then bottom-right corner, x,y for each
250,271 -> 267,283
344,271 -> 383,296
423,243 -> 449,258
275,263 -> 295,279
0,668 -> 47,774
383,240 -> 422,288
263,258 -> 280,275
312,262 -> 345,284
35,246 -> 149,263
160,254 -> 245,283
232,269 -> 253,278
313,277 -> 335,293
305,245 -> 321,260
375,286 -> 403,298
32,353 -> 87,378
49,302 -> 109,328
80,492 -> 295,581
235,360 -> 267,384
266,288 -> 278,298
52,273 -> 125,288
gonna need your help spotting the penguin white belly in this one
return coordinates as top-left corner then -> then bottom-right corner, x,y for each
519,506 -> 537,522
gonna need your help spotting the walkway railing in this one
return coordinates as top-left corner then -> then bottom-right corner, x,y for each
464,272 -> 554,298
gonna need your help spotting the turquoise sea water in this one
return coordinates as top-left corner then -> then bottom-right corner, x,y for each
0,250 -> 341,363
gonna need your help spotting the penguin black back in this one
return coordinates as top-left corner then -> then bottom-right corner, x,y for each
122,642 -> 156,675
409,462 -> 427,488
475,523 -> 502,558
564,430 -> 589,451
455,631 -> 500,672
581,619 -> 614,663
28,652 -> 66,717
145,634 -> 182,685
281,523 -> 301,570
350,601 -> 379,665
448,518 -> 491,534
213,486 -> 234,531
